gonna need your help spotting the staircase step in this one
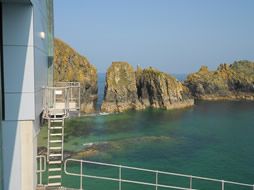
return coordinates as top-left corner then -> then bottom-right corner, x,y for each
50,120 -> 63,123
49,147 -> 62,150
49,161 -> 62,164
48,175 -> 61,179
49,153 -> 62,157
50,126 -> 62,129
50,133 -> 62,136
48,182 -> 61,186
48,168 -> 61,172
49,140 -> 62,143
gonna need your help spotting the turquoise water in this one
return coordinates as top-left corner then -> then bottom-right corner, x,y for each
39,100 -> 254,190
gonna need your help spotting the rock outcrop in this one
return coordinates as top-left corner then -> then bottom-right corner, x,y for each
54,38 -> 98,113
101,62 -> 194,113
101,62 -> 143,112
184,60 -> 254,100
136,67 -> 194,110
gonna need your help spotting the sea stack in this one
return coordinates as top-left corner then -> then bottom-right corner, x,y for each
184,60 -> 254,100
136,67 -> 194,109
101,62 -> 143,112
101,62 -> 194,113
54,38 -> 98,113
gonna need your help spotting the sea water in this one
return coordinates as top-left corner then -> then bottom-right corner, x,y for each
38,73 -> 254,190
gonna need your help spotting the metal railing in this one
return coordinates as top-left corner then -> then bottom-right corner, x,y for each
37,155 -> 46,186
43,86 -> 70,119
54,82 -> 81,111
43,82 -> 80,119
64,159 -> 254,190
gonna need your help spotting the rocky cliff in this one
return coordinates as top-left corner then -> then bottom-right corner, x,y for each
100,62 -> 143,112
101,62 -> 194,113
136,67 -> 194,110
54,38 -> 98,113
184,60 -> 254,100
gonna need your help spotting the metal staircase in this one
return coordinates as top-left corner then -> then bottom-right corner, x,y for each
47,118 -> 64,187
42,82 -> 80,188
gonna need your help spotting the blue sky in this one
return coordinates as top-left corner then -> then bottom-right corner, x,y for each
54,0 -> 254,74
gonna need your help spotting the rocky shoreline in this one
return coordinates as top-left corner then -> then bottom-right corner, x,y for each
54,39 -> 254,113
191,93 -> 254,101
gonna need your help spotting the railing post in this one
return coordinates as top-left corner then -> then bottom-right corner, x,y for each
155,171 -> 158,190
79,84 -> 80,117
61,119 -> 64,161
119,165 -> 121,190
39,157 -> 42,185
80,160 -> 83,190
47,121 -> 50,162
222,180 -> 224,190
189,176 -> 192,189
253,185 -> 254,190
71,86 -> 73,101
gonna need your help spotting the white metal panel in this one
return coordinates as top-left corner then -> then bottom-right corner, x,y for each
2,121 -> 21,190
5,93 -> 35,120
3,46 -> 34,93
2,3 -> 33,46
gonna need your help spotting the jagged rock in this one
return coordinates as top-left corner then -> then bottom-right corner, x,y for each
101,62 -> 194,113
101,62 -> 144,112
136,68 -> 194,109
54,38 -> 98,113
184,60 -> 254,100
199,66 -> 208,72
218,63 -> 229,71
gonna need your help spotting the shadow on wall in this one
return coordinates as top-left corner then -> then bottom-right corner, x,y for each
2,3 -> 33,190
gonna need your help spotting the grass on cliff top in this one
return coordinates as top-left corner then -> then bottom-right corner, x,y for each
230,60 -> 254,77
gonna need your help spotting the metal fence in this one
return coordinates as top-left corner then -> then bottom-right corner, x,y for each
43,82 -> 80,119
43,86 -> 70,118
64,159 -> 254,190
37,155 -> 46,186
54,82 -> 80,112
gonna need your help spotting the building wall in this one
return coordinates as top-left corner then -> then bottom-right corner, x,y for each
3,3 -> 35,121
0,3 -> 3,189
32,0 -> 49,134
2,1 -> 50,189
